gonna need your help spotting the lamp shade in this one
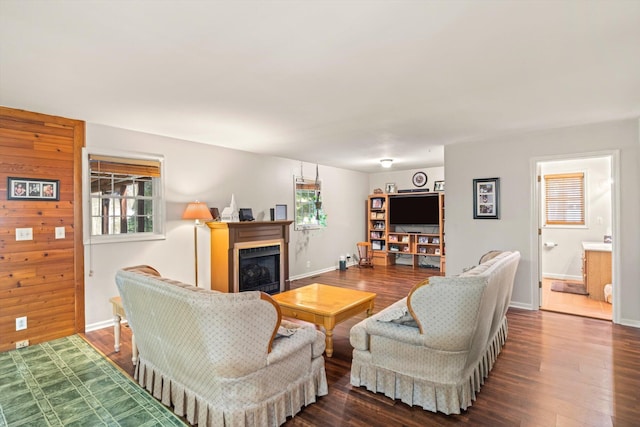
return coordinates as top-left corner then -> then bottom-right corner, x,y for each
182,201 -> 213,221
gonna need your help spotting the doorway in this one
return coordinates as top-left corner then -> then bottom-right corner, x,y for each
537,154 -> 613,321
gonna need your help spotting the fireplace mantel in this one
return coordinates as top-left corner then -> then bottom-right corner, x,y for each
207,221 -> 293,293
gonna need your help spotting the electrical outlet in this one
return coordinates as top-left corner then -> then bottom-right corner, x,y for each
16,340 -> 29,349
55,226 -> 65,239
16,316 -> 27,331
306,260 -> 311,268
16,228 -> 33,241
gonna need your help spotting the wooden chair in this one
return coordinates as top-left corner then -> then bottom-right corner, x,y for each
356,242 -> 374,268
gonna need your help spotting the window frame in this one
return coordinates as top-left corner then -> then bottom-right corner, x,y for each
82,148 -> 166,244
543,171 -> 586,227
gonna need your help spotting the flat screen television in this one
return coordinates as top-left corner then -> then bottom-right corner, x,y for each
389,194 -> 439,225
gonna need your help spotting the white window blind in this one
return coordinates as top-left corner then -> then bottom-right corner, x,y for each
544,172 -> 585,225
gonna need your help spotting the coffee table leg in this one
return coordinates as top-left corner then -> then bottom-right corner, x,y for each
113,313 -> 121,352
367,300 -> 375,316
323,318 -> 336,358
131,334 -> 138,365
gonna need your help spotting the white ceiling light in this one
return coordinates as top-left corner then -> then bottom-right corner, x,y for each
380,159 -> 393,168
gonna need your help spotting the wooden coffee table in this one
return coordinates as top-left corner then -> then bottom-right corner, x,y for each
272,283 -> 376,357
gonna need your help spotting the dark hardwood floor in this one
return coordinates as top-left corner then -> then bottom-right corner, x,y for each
84,264 -> 640,427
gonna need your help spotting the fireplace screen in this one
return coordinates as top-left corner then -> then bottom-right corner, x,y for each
238,244 -> 281,294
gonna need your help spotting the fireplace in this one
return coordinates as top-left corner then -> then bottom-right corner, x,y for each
207,221 -> 292,293
235,241 -> 284,294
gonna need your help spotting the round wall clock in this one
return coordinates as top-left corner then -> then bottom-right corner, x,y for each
412,171 -> 428,187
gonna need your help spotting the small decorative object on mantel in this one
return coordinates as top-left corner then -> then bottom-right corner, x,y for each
209,207 -> 220,221
373,188 -> 384,194
412,171 -> 428,188
473,177 -> 500,219
434,180 -> 445,191
220,194 -> 240,222
275,204 -> 287,220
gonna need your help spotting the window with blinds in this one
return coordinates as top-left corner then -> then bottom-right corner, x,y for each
544,172 -> 585,226
84,151 -> 165,242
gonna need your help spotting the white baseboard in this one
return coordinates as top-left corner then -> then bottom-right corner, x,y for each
619,318 -> 640,328
85,319 -> 127,332
542,273 -> 583,282
509,301 -> 535,310
290,265 -> 339,282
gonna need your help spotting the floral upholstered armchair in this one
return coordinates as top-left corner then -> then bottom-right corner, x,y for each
115,265 -> 327,426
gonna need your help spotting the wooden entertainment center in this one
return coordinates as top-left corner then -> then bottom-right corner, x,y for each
367,192 -> 445,272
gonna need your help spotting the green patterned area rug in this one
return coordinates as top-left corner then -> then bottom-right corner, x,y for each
0,335 -> 184,426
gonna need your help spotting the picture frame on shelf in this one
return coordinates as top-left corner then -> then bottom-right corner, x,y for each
434,180 -> 445,191
371,198 -> 383,209
435,248 -> 441,255
8,177 -> 59,201
432,237 -> 440,244
385,182 -> 397,193
473,177 -> 500,219
275,204 -> 287,220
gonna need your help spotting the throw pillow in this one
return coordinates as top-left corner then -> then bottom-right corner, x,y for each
276,325 -> 297,338
378,306 -> 418,328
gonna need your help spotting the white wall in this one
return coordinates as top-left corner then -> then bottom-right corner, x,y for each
540,157 -> 612,280
444,118 -> 640,327
85,124 -> 369,329
369,166 -> 444,193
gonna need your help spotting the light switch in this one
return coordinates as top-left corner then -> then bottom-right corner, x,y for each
55,227 -> 65,239
16,228 -> 33,241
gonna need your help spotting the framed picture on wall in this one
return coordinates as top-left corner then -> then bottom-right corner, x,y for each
434,180 -> 445,191
8,177 -> 59,201
473,177 -> 500,219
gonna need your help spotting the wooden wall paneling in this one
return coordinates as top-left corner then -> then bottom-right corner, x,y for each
0,106 -> 84,352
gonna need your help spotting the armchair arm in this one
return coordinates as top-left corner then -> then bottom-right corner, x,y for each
351,297 -> 422,350
267,321 -> 324,365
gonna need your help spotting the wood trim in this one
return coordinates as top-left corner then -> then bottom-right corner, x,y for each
260,292 -> 282,353
406,278 -> 431,334
73,119 -> 85,333
0,106 -> 85,350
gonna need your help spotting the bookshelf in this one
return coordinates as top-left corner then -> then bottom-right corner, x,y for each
366,192 -> 445,272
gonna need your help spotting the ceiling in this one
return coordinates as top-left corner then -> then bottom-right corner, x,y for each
1,1 -> 639,173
